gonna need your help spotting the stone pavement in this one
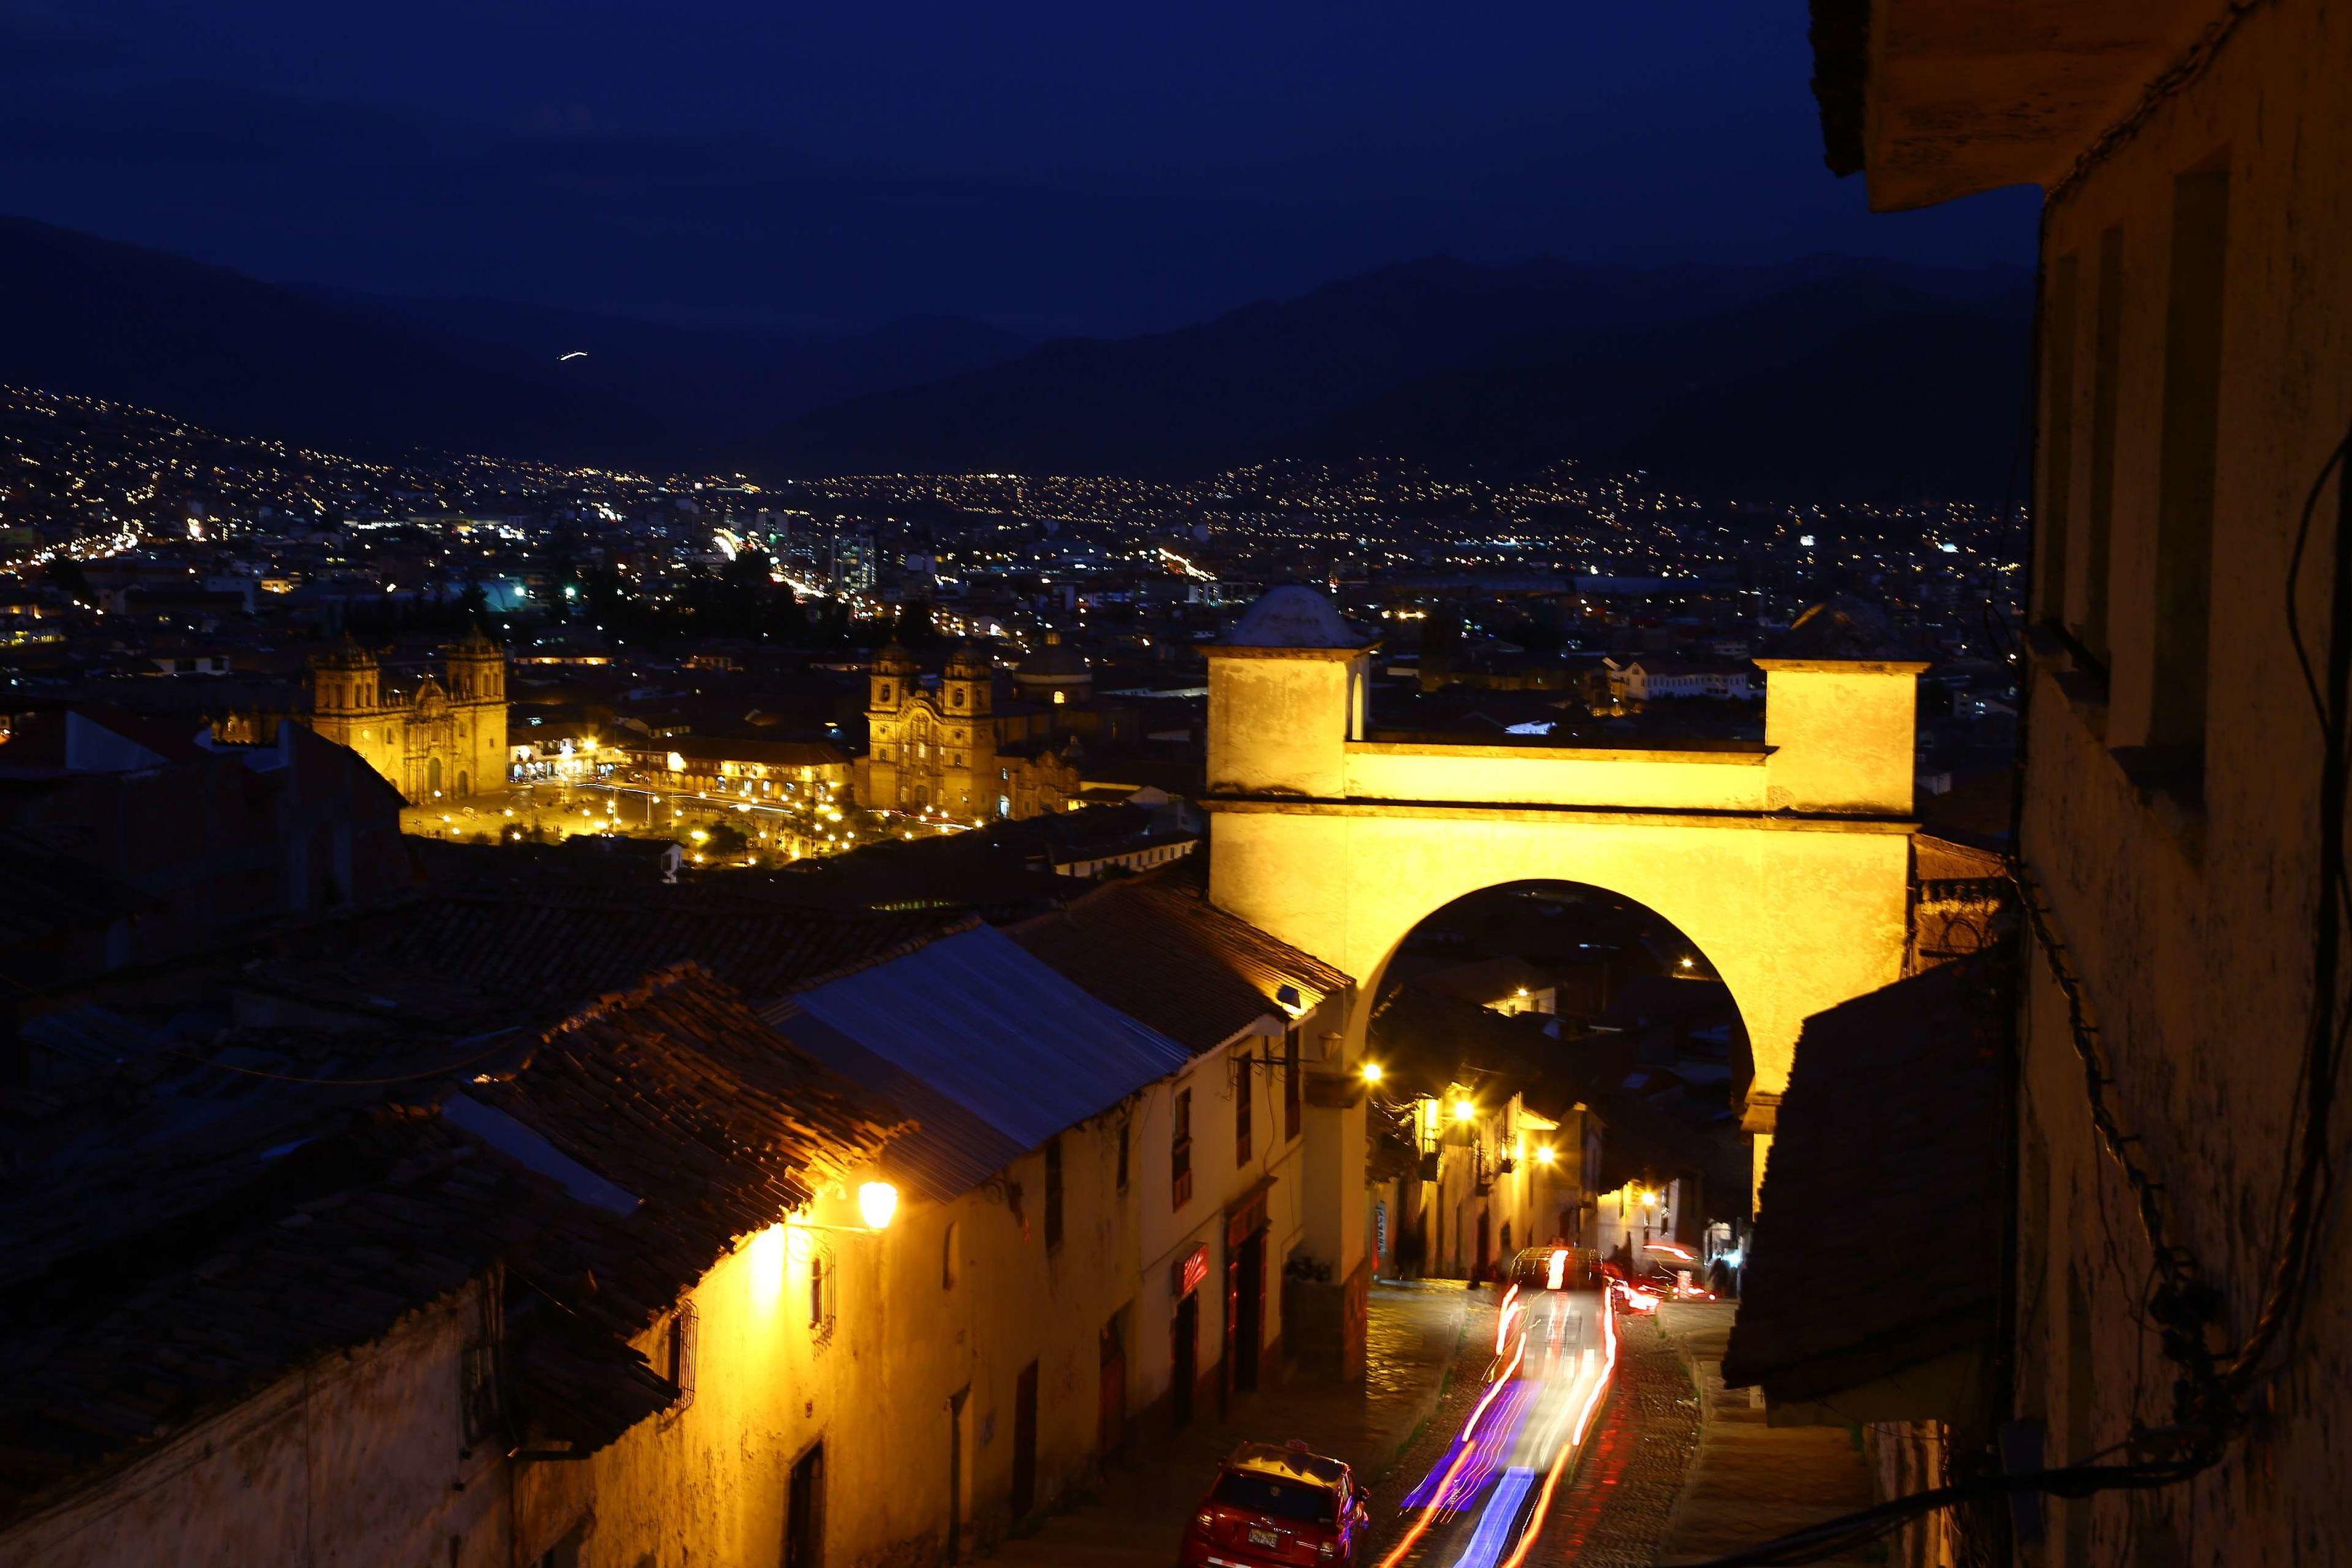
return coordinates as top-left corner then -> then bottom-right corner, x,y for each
1651,1302 -> 1878,1567
980,1281 -> 1474,1567
1520,1311 -> 1704,1566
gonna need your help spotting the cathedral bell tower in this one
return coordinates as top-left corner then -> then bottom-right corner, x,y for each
442,623 -> 505,704
870,641 -> 918,713
942,640 -> 992,718
309,634 -> 380,716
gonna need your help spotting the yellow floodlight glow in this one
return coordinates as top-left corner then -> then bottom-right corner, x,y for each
1452,1099 -> 1476,1123
1360,1061 -> 1384,1085
857,1181 -> 900,1231
1535,1145 -> 1558,1166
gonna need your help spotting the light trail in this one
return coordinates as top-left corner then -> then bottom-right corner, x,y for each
1379,1287 -> 1620,1568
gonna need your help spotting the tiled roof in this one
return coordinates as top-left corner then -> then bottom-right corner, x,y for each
0,1108 -> 558,1519
1722,950 -> 2006,1408
258,889 -> 957,1017
473,965 -> 907,1334
0,965 -> 905,1522
1009,875 -> 1351,1054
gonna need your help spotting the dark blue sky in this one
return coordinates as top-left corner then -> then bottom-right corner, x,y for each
0,1 -> 2038,335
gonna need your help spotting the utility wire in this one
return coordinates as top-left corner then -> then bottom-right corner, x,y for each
1677,416 -> 2352,1567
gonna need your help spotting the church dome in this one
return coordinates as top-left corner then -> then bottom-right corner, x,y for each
1014,631 -> 1088,682
1223,585 -> 1371,649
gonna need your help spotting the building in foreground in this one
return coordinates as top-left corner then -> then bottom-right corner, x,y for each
0,864 -> 1357,1568
1727,4 -> 2352,1565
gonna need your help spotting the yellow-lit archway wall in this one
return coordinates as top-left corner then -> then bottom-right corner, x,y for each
1205,634 -> 1925,1225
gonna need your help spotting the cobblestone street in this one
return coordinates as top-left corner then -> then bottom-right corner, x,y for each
976,1290 -> 1877,1568
980,1282 -> 1472,1568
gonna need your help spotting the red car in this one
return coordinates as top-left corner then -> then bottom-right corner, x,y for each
1180,1440 -> 1373,1567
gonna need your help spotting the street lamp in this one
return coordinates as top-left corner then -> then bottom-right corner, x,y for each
857,1180 -> 900,1231
1360,1061 -> 1384,1085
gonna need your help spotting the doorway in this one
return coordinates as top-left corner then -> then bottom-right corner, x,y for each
785,1441 -> 825,1568
1010,1360 -> 1040,1519
1475,1211 -> 1491,1282
947,1387 -> 970,1561
1171,1291 -> 1199,1428
1227,1228 -> 1265,1397
1098,1313 -> 1127,1461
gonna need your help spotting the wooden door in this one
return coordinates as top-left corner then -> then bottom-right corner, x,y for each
1010,1360 -> 1040,1519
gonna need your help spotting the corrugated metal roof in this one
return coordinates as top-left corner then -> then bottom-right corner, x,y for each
769,925 -> 1192,1201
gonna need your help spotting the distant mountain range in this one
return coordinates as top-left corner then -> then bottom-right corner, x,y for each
765,257 -> 2033,500
0,216 -> 2030,501
0,216 -> 1029,469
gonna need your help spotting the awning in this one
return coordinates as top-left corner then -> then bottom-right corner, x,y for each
1723,950 -> 2007,1426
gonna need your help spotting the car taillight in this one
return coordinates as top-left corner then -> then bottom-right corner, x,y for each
1318,1542 -> 1337,1557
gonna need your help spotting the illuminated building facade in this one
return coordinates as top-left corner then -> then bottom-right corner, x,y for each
221,627 -> 510,804
857,638 -> 1088,820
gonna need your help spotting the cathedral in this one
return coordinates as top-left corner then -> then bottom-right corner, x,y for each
221,628 -> 509,804
857,636 -> 1114,820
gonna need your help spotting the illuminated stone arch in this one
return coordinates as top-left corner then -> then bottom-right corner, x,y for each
1204,587 -> 1923,1260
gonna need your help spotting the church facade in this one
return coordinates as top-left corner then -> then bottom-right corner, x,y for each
856,640 -> 1085,820
222,629 -> 510,804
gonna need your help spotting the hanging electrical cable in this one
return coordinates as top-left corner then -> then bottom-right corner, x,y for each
1672,415 -> 2352,1568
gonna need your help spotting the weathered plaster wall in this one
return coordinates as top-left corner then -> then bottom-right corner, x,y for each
559,1129 -> 1153,1568
1,1299 -> 511,1568
2019,2 -> 2352,1561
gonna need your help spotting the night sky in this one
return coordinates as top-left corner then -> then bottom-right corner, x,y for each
0,1 -> 2038,335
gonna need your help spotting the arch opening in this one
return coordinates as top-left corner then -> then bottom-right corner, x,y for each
1360,878 -> 1752,1297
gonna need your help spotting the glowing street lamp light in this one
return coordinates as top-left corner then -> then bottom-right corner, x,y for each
1452,1098 -> 1477,1123
857,1181 -> 901,1231
1360,1061 -> 1384,1085
1535,1144 -> 1558,1166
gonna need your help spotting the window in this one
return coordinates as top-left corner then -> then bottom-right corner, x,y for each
2079,225 -> 2124,665
663,1302 -> 698,1411
1116,1120 -> 1130,1193
1283,1026 -> 1302,1143
1044,1137 -> 1065,1253
2037,252 -> 2079,626
809,1252 -> 828,1327
943,1220 -> 961,1289
1235,1061 -> 1252,1165
2147,160 -> 2231,769
458,1281 -> 503,1448
1172,1089 -> 1193,1209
